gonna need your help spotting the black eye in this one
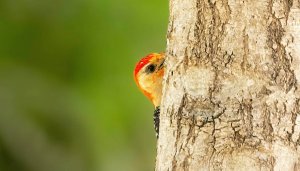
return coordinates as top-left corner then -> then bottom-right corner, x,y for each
146,64 -> 156,73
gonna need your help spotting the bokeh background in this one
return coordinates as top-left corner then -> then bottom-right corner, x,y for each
0,0 -> 168,170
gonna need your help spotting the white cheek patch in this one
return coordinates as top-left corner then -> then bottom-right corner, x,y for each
139,73 -> 153,92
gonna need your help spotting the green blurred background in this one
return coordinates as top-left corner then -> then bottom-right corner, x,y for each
0,0 -> 168,170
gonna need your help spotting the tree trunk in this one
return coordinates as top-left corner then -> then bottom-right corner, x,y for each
156,0 -> 300,170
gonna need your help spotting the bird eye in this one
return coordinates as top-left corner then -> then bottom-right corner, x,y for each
146,64 -> 156,73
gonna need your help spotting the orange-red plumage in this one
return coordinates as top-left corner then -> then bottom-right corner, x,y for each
134,53 -> 165,107
134,54 -> 154,78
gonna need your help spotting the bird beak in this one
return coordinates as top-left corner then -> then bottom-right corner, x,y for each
158,59 -> 165,70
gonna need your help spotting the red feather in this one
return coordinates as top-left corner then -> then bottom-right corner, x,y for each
134,54 -> 154,77
133,53 -> 164,106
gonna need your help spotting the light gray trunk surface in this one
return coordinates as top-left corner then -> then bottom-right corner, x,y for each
156,0 -> 300,170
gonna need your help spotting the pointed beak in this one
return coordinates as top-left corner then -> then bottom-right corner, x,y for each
158,59 -> 165,70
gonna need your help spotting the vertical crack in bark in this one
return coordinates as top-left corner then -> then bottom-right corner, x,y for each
289,98 -> 300,144
267,12 -> 296,92
209,117 -> 217,170
241,28 -> 249,72
171,94 -> 186,170
284,0 -> 294,23
238,99 -> 254,145
262,103 -> 274,142
194,0 -> 230,64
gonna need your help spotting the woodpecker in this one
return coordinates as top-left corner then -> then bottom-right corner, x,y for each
134,53 -> 165,138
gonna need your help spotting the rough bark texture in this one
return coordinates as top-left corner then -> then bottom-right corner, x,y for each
156,0 -> 300,170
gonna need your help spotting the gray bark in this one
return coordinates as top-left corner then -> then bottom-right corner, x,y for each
156,0 -> 300,170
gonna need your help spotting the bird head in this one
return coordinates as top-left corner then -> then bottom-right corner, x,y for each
134,53 -> 165,107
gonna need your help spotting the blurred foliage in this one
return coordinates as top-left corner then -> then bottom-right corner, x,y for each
0,0 -> 168,170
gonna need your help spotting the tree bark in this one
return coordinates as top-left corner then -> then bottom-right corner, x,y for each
156,0 -> 300,170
